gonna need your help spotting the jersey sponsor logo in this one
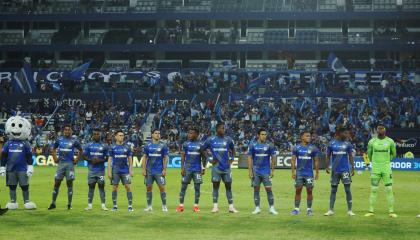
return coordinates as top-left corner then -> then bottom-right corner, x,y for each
90,152 -> 104,156
9,149 -> 23,153
255,154 -> 268,157
213,148 -> 227,151
149,153 -> 162,157
59,148 -> 73,152
333,151 -> 347,154
374,150 -> 389,153
187,151 -> 200,155
299,156 -> 312,160
114,154 -> 127,158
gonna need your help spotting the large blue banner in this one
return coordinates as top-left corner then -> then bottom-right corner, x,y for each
354,157 -> 420,171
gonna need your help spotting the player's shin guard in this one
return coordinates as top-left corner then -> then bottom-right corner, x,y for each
127,192 -> 133,206
112,191 -> 118,207
179,183 -> 188,204
98,185 -> 106,204
160,192 -> 167,205
369,185 -> 379,212
21,185 -> 29,203
266,189 -> 274,207
385,185 -> 394,213
344,184 -> 352,211
146,191 -> 152,206
253,188 -> 260,207
9,185 -> 17,203
52,187 -> 59,204
225,183 -> 233,204
67,187 -> 73,206
88,186 -> 95,204
329,185 -> 338,210
194,183 -> 200,205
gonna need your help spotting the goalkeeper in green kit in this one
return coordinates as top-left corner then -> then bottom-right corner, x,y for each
364,124 -> 398,218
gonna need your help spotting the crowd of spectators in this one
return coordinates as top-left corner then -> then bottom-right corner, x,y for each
152,96 -> 420,155
4,92 -> 417,157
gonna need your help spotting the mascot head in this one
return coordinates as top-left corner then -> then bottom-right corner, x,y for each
5,116 -> 31,141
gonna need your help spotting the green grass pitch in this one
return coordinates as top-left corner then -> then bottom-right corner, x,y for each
1,167 -> 419,240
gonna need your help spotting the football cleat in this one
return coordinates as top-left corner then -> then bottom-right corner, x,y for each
324,210 -> 334,216
364,212 -> 375,217
144,206 -> 153,212
48,203 -> 56,210
291,209 -> 300,215
193,206 -> 200,213
6,202 -> 18,210
307,209 -> 314,216
176,205 -> 184,213
269,207 -> 278,215
347,211 -> 356,216
252,207 -> 261,214
389,213 -> 398,218
228,207 -> 239,213
24,202 -> 37,210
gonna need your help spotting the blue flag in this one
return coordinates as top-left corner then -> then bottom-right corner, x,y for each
247,75 -> 267,93
13,61 -> 36,93
146,71 -> 161,87
328,53 -> 348,73
69,60 -> 91,81
222,60 -> 237,70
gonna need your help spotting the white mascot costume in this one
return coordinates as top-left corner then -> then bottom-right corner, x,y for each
0,116 -> 37,210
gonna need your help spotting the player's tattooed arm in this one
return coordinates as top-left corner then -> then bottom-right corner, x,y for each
107,156 -> 112,180
52,148 -> 58,163
180,151 -> 186,176
162,155 -> 168,177
128,156 -> 133,177
291,155 -> 297,180
74,148 -> 83,165
270,154 -> 276,178
349,154 -> 355,176
247,155 -> 253,179
325,153 -> 331,174
229,148 -> 236,165
200,151 -> 206,175
314,156 -> 319,180
141,154 -> 147,176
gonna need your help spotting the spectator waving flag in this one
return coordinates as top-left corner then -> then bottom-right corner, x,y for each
69,60 -> 92,81
247,74 -> 268,93
13,60 -> 36,93
328,53 -> 348,73
147,71 -> 161,86
222,60 -> 237,70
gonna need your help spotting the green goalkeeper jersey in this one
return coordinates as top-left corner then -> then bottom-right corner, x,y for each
367,136 -> 397,173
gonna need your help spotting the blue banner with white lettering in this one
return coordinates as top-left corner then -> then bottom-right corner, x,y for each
354,157 -> 420,171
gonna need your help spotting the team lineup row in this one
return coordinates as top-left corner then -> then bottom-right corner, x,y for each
0,120 -> 415,217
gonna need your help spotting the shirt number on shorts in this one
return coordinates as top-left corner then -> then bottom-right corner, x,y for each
343,172 -> 350,179
196,174 -> 202,180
